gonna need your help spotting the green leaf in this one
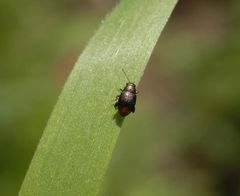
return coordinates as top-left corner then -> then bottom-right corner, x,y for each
19,0 -> 177,195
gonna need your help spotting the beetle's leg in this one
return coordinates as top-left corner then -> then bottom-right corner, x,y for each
112,95 -> 120,107
114,102 -> 118,109
132,106 -> 135,113
115,95 -> 120,100
112,95 -> 119,101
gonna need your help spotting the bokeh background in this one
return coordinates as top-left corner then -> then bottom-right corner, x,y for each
1,0 -> 240,195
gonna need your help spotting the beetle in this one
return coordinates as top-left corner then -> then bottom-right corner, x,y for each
114,69 -> 138,117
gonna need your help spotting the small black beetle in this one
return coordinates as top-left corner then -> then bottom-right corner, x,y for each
114,69 -> 138,117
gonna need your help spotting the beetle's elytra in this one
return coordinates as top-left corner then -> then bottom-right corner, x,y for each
114,69 -> 138,117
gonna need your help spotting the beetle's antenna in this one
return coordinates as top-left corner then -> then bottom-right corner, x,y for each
122,68 -> 131,82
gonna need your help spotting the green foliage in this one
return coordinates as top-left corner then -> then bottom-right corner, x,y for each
19,0 -> 177,195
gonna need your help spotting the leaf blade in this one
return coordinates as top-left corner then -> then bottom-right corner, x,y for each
19,0 -> 177,195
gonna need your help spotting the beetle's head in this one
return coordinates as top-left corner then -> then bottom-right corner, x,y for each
124,82 -> 136,93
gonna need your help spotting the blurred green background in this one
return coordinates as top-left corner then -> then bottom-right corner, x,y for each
1,0 -> 240,195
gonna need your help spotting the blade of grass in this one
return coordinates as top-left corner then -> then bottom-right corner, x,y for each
19,0 -> 177,195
